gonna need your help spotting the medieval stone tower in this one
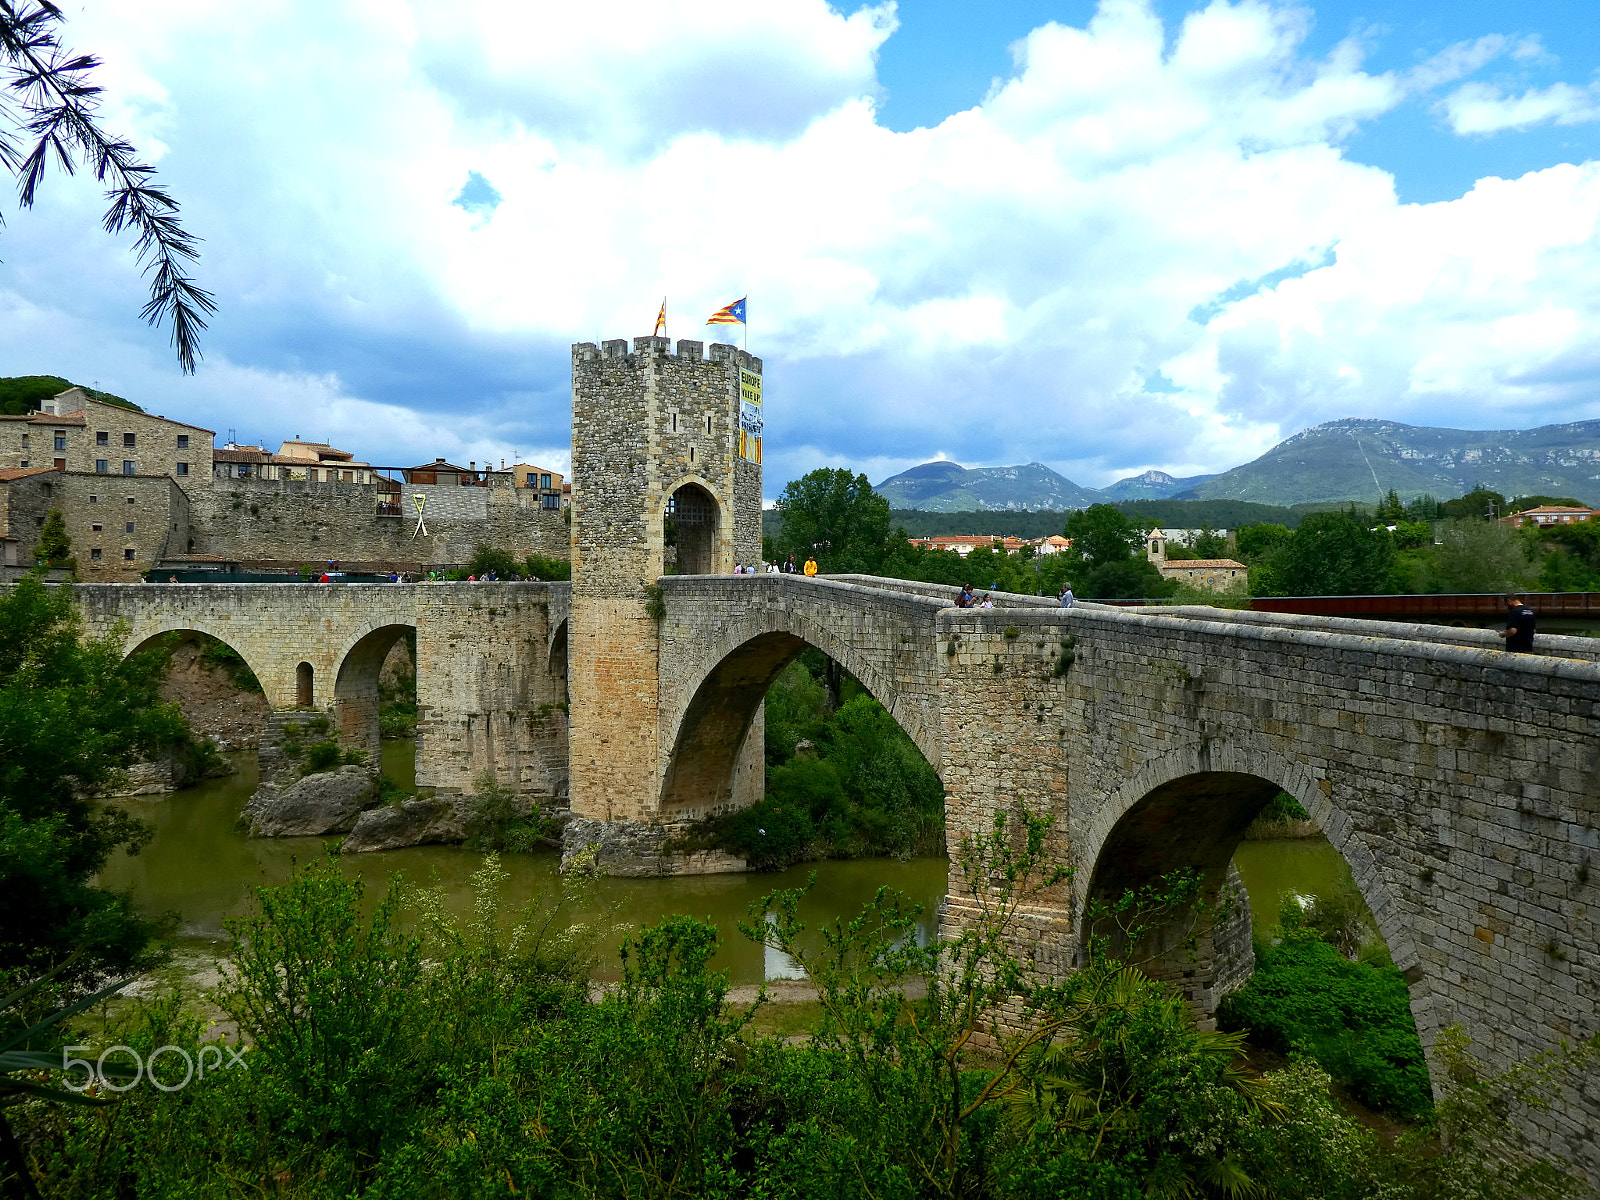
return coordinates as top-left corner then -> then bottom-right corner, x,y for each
567,336 -> 764,840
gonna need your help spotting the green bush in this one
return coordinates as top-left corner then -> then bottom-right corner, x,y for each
1220,932 -> 1433,1119
297,740 -> 364,776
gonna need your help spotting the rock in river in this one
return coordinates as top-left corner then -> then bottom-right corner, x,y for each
340,797 -> 462,853
242,766 -> 377,837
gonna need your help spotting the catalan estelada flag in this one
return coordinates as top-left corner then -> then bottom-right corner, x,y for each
706,297 -> 746,325
653,298 -> 666,336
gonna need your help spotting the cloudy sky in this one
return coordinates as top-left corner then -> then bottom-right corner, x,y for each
3,0 -> 1600,495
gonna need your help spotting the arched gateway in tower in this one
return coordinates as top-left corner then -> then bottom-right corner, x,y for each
566,336 -> 765,855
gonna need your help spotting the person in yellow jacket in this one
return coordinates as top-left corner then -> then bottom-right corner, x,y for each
803,556 -> 818,577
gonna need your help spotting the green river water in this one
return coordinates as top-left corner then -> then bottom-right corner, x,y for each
100,743 -> 1352,984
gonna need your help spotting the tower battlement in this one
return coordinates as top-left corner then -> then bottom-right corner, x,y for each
572,339 -> 762,372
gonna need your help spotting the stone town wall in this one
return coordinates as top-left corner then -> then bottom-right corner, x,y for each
186,476 -> 567,567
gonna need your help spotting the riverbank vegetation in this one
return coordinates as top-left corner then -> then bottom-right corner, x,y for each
8,818 -> 1597,1199
0,577 -> 195,1002
1222,893 -> 1434,1122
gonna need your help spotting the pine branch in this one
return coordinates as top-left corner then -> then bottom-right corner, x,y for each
1,0 -> 214,372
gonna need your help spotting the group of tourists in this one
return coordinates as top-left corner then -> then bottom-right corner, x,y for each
732,556 -> 819,576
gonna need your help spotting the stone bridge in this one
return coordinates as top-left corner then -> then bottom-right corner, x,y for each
66,573 -> 1600,1174
74,582 -> 570,802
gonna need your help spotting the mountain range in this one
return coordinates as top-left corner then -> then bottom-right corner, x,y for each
873,417 -> 1600,511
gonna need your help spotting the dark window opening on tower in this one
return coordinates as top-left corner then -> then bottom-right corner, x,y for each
666,484 -> 719,575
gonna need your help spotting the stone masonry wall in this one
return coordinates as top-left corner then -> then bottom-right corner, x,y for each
187,476 -> 567,567
935,602 -> 1600,1178
567,337 -> 762,828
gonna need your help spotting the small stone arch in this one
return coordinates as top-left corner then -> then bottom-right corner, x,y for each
660,475 -> 723,576
332,622 -> 416,764
1077,739 -> 1434,1043
548,617 -> 569,679
659,619 -> 940,821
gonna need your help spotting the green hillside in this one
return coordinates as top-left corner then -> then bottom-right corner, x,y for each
0,375 -> 142,416
1183,417 -> 1600,506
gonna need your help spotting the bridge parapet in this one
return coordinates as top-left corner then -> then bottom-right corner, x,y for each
1161,603 -> 1600,661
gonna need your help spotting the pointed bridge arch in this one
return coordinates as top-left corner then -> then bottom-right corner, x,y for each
656,575 -> 946,819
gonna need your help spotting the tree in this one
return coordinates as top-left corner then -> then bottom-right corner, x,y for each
0,577 -> 185,997
773,468 -> 891,573
1439,488 -> 1506,521
1265,511 -> 1396,596
1375,489 -> 1407,523
1063,503 -> 1145,569
1431,519 -> 1533,594
32,508 -> 69,565
1192,524 -> 1229,559
1,3 -> 213,371
1235,522 -> 1291,562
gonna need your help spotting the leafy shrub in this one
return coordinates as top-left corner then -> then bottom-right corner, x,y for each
297,739 -> 364,776
1258,791 -> 1309,822
1220,932 -> 1433,1119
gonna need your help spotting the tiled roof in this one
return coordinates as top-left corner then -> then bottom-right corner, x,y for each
214,448 -> 267,462
0,412 -> 86,425
1516,505 -> 1595,516
1164,559 -> 1247,570
408,460 -> 472,473
0,466 -> 60,481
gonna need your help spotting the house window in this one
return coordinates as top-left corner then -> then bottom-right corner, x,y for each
126,522 -> 135,533
91,523 -> 102,532
176,462 -> 189,476
95,460 -> 109,474
177,434 -> 189,449
127,496 -> 135,504
123,548 -> 135,560
705,414 -> 713,434
540,473 -> 551,489
122,461 -> 135,475
88,494 -> 98,504
53,432 -> 66,451
96,431 -> 108,445
123,433 -> 136,447
90,549 -> 102,561
542,493 -> 560,510
341,470 -> 352,483
18,460 -> 27,468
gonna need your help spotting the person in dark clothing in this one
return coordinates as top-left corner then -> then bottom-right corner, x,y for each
955,583 -> 975,608
1498,595 -> 1537,652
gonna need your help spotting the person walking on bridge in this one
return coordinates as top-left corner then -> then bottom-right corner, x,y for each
1498,595 -> 1537,653
804,556 -> 818,577
1059,584 -> 1075,608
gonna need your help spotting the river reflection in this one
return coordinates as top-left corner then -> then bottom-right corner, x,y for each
102,743 -> 1352,985
100,744 -> 948,984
